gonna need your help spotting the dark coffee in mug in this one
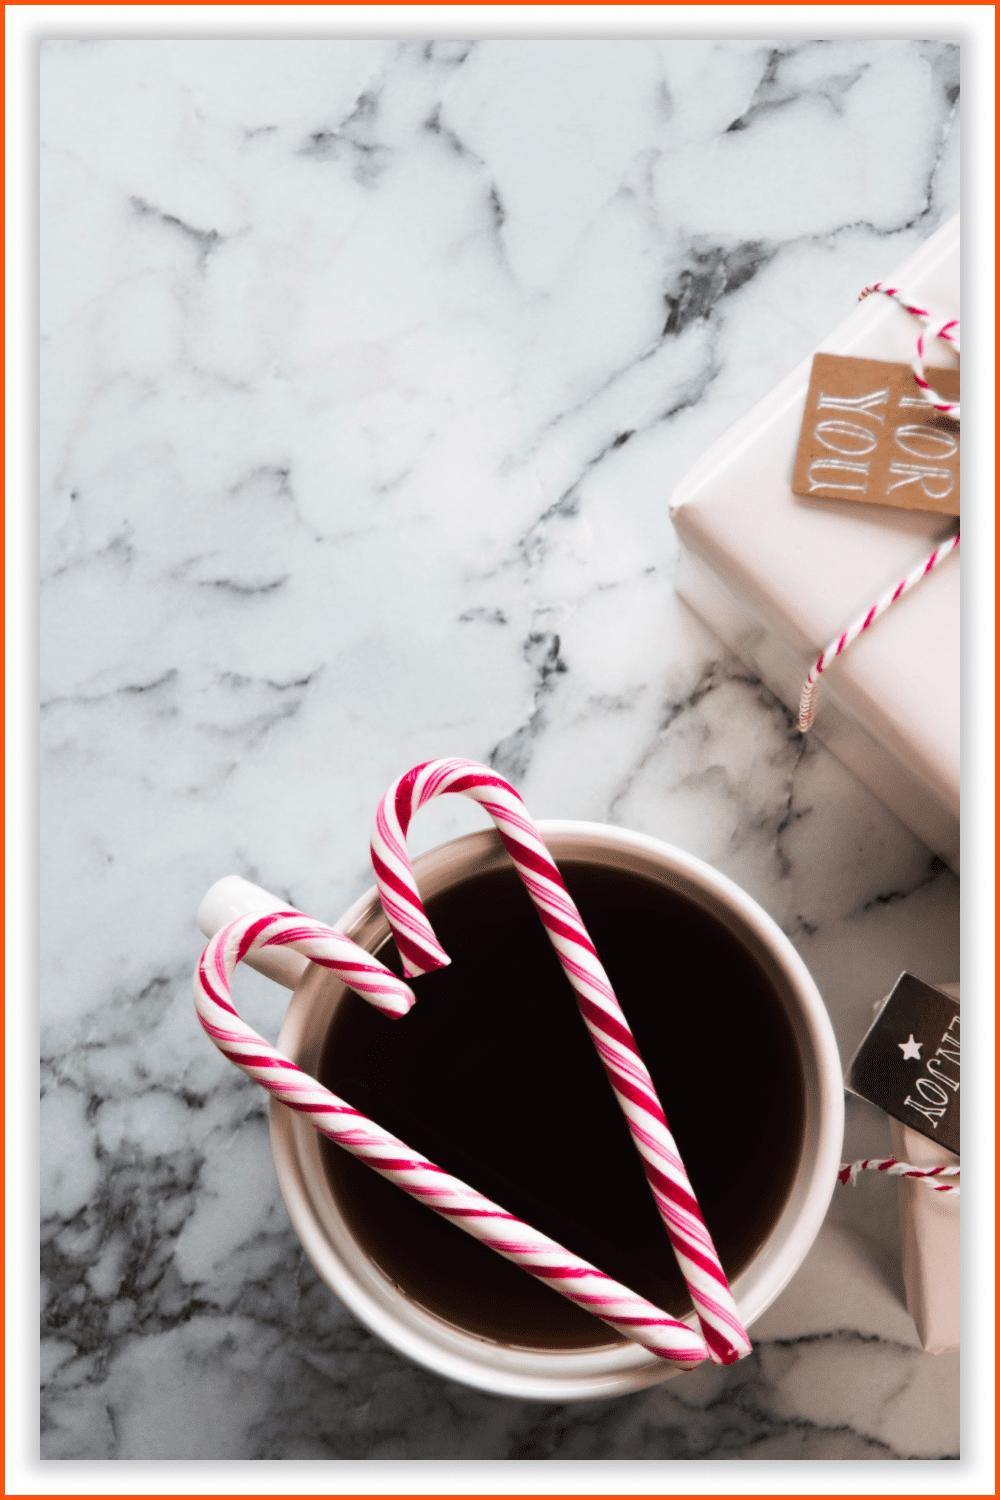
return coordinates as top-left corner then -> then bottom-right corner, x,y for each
319,858 -> 805,1350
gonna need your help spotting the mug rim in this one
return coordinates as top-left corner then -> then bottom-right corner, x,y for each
270,819 -> 844,1400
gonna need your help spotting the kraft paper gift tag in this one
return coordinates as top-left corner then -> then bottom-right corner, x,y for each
791,353 -> 959,516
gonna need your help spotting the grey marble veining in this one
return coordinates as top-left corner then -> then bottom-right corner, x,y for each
40,38 -> 960,1463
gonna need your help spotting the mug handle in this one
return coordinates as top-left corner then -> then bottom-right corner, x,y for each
197,875 -> 310,990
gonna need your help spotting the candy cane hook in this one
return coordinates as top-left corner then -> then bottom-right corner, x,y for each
371,758 -> 753,1366
194,907 -> 711,1367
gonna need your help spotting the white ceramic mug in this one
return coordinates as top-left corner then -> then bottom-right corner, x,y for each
198,822 -> 843,1401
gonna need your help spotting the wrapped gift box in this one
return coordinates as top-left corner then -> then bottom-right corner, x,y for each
851,976 -> 961,1355
889,1115 -> 960,1354
670,217 -> 960,870
891,977 -> 960,1355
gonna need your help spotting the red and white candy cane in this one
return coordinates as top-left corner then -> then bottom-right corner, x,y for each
797,531 -> 960,731
839,1156 -> 960,1195
194,907 -> 710,1368
372,758 -> 753,1367
859,282 -> 960,418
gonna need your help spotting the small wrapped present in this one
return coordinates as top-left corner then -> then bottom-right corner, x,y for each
889,1117 -> 960,1354
671,217 -> 959,869
845,974 -> 960,1354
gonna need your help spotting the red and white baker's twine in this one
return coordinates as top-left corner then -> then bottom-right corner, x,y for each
839,1156 -> 960,1195
798,284 -> 960,733
858,282 -> 960,419
797,532 -> 960,731
371,758 -> 752,1367
194,906 -> 713,1368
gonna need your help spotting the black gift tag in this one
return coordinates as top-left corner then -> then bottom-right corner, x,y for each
845,973 -> 960,1154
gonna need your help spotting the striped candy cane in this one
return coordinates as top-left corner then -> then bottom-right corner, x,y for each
372,759 -> 753,1367
798,532 -> 960,731
194,907 -> 710,1367
839,1156 -> 960,1195
859,282 -> 960,418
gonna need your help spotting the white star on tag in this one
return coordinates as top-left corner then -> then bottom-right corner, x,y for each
898,1034 -> 923,1061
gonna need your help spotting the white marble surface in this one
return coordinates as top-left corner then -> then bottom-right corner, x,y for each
39,38 -> 962,1464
